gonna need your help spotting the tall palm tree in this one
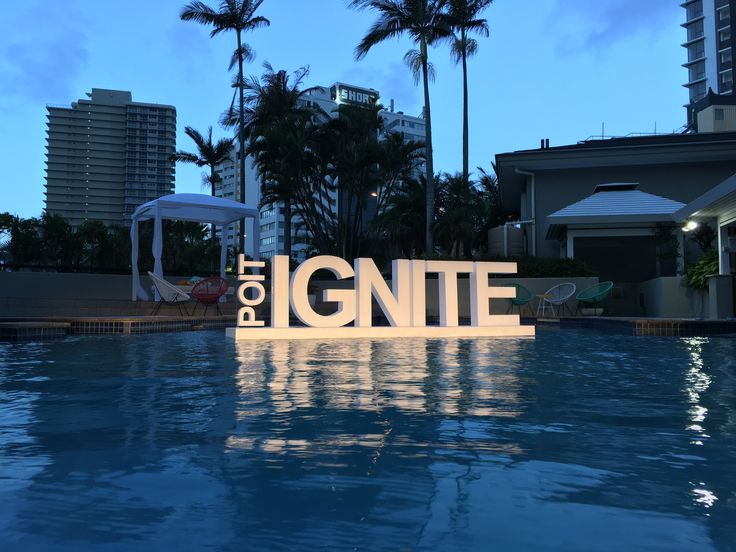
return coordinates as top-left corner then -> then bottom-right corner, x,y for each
172,126 -> 234,197
350,0 -> 451,254
447,0 -> 492,186
180,0 -> 270,253
172,126 -> 234,245
240,64 -> 317,258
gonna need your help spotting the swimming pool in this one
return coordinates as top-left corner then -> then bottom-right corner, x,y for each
0,329 -> 734,551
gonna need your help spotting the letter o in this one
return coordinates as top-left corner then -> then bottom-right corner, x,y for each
238,281 -> 265,306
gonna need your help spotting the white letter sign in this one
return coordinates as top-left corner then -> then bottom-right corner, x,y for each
226,255 -> 535,340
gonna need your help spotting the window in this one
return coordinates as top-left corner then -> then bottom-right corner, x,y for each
715,108 -> 725,120
260,236 -> 276,246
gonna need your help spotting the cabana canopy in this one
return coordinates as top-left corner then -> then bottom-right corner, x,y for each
131,193 -> 259,300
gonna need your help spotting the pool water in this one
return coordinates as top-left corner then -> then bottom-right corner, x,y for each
0,328 -> 735,551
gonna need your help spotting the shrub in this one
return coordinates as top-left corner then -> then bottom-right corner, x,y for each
686,250 -> 719,290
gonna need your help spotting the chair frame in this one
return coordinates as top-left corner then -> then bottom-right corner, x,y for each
191,277 -> 229,317
575,281 -> 614,316
505,283 -> 534,317
147,271 -> 190,316
540,283 -> 577,317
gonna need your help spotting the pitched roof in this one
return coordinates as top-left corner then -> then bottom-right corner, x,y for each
548,184 -> 685,225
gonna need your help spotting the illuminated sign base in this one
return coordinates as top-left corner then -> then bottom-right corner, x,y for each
226,323 -> 534,341
228,255 -> 536,341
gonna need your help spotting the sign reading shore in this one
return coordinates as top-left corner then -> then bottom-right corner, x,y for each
225,255 -> 535,340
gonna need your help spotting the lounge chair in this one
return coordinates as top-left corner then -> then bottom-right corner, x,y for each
147,271 -> 190,316
505,283 -> 534,316
575,281 -> 613,315
539,283 -> 577,317
191,277 -> 229,316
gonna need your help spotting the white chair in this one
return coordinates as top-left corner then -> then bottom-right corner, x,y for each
540,283 -> 577,317
147,271 -> 191,316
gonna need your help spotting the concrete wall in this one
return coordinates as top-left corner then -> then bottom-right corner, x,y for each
0,272 -> 240,317
3,271 -> 710,320
636,276 -> 694,318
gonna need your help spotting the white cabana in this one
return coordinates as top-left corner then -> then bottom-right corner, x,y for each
130,193 -> 259,301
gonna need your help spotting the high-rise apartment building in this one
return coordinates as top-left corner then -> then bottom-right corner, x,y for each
45,88 -> 176,228
682,0 -> 734,104
215,82 -> 425,260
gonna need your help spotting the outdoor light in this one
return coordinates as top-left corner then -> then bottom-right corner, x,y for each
370,191 -> 378,197
682,220 -> 699,232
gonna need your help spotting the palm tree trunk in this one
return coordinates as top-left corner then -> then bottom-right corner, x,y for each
209,165 -> 217,251
236,30 -> 247,255
421,38 -> 434,254
461,32 -> 469,187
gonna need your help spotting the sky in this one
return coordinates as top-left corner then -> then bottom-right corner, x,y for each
0,0 -> 687,219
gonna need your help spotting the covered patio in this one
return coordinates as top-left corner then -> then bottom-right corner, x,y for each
130,193 -> 259,301
675,173 -> 736,318
546,183 -> 686,282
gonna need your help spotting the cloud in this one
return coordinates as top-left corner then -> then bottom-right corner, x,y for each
0,1 -> 89,103
549,0 -> 679,55
168,22 -> 217,82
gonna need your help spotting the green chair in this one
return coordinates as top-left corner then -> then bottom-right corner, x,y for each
505,283 -> 534,316
575,281 -> 614,315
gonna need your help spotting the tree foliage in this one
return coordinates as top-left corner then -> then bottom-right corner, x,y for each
0,213 -> 229,275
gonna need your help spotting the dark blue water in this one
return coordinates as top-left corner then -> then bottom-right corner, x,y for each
0,328 -> 734,551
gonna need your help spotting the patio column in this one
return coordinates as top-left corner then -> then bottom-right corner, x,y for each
718,221 -> 731,275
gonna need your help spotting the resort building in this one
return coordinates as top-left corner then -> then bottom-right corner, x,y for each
214,82 -> 425,260
495,131 -> 736,277
682,0 -> 733,104
45,88 -> 176,228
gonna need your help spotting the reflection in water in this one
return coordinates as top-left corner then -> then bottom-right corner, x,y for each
682,338 -> 718,510
0,330 -> 734,551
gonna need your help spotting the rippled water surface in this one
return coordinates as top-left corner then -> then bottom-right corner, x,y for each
1,328 -> 735,551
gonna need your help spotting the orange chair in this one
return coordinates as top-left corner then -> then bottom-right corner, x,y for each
191,277 -> 229,316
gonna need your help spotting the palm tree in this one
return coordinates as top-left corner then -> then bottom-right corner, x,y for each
172,126 -> 234,197
240,64 -> 318,258
180,0 -> 270,253
447,0 -> 492,187
172,126 -> 234,244
351,0 -> 451,254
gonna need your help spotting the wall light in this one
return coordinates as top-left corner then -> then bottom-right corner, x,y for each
682,220 -> 699,232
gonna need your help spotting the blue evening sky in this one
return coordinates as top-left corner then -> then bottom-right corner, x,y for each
0,0 -> 685,219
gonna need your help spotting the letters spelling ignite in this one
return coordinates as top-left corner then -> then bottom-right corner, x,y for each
236,255 -> 518,329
